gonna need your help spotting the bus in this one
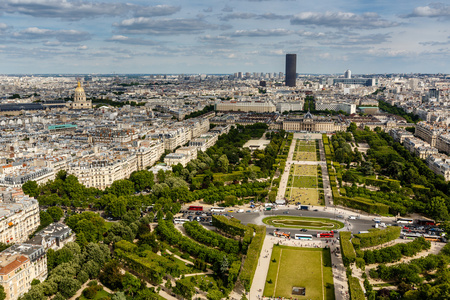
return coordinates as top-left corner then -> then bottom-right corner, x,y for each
188,206 -> 203,211
210,207 -> 225,212
317,232 -> 334,238
294,234 -> 313,240
397,218 -> 413,224
173,219 -> 190,224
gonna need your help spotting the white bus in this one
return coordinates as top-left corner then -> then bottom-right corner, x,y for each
210,207 -> 225,212
173,219 -> 190,224
294,234 -> 313,240
397,218 -> 413,224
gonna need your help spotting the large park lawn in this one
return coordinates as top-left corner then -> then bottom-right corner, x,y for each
293,176 -> 317,188
288,188 -> 319,205
263,246 -> 335,300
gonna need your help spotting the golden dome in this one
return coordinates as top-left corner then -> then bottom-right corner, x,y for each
75,81 -> 85,92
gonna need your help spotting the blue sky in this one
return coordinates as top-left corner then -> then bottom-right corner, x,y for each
0,0 -> 449,74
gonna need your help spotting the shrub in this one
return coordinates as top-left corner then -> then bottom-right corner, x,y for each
348,276 -> 365,300
340,231 -> 356,266
354,227 -> 401,248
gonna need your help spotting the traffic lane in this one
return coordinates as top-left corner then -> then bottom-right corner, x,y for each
232,209 -> 376,234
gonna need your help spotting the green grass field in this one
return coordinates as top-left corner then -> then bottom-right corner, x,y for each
263,216 -> 344,230
293,152 -> 317,161
292,164 -> 317,176
79,289 -> 111,300
264,246 -> 335,300
287,164 -> 320,205
289,188 -> 319,205
293,176 -> 318,188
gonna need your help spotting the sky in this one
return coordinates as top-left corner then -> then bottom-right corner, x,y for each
0,0 -> 449,74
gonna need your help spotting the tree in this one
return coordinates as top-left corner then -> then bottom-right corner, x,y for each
427,197 -> 449,221
0,286 -> 5,300
47,206 -> 64,222
217,154 -> 229,173
129,170 -> 154,191
22,180 -> 39,197
107,196 -> 128,218
84,243 -> 110,266
347,122 -> 357,132
40,210 -> 53,228
58,277 -> 81,298
123,272 -> 141,296
99,260 -> 123,290
109,179 -> 135,196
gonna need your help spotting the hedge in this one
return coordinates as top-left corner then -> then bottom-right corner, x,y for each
340,231 -> 356,267
354,226 -> 401,248
239,224 -> 266,291
361,236 -> 430,264
115,240 -> 187,283
334,196 -> 390,215
348,276 -> 365,300
183,221 -> 241,254
212,215 -> 253,252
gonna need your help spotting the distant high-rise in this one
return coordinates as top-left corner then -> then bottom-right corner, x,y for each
285,54 -> 297,87
344,69 -> 351,79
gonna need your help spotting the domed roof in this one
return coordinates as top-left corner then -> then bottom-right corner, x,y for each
304,110 -> 314,119
75,81 -> 85,93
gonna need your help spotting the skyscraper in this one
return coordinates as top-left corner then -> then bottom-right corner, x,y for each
344,69 -> 351,79
285,54 -> 297,87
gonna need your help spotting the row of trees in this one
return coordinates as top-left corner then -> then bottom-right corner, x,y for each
359,237 -> 430,265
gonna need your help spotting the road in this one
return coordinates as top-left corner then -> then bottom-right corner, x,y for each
232,207 -> 378,235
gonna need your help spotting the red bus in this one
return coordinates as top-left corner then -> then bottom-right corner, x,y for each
188,206 -> 203,211
317,232 -> 334,238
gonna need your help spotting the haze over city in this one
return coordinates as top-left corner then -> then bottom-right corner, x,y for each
0,0 -> 449,74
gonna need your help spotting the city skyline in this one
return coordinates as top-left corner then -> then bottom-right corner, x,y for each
0,0 -> 449,74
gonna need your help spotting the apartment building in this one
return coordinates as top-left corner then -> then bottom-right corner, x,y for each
0,188 -> 40,245
389,128 -> 414,144
426,155 -> 450,181
27,223 -> 74,250
68,154 -> 137,189
215,100 -> 276,113
134,140 -> 165,170
436,134 -> 450,155
414,121 -> 446,147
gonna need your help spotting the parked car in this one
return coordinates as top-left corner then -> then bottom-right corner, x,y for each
336,215 -> 344,219
283,211 -> 289,214
300,228 -> 307,232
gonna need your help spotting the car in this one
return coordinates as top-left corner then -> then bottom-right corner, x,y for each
228,210 -> 234,212
283,211 -> 289,214
313,209 -> 318,211
246,210 -> 251,213
300,228 -> 307,232
336,215 -> 344,219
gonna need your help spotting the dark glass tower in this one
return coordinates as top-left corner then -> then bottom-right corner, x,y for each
285,54 -> 297,87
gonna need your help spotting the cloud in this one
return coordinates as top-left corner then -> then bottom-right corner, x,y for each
198,35 -> 240,47
231,29 -> 294,37
106,35 -> 159,45
222,5 -> 233,13
12,27 -> 91,42
0,1 -> 179,21
0,23 -> 9,34
220,12 -> 289,21
402,3 -> 450,18
133,5 -> 181,18
320,33 -> 392,46
78,45 -> 87,50
203,7 -> 213,13
113,18 -> 218,35
290,11 -> 398,29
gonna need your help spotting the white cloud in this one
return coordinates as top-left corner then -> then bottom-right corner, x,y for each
291,11 -> 399,29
